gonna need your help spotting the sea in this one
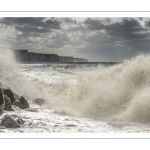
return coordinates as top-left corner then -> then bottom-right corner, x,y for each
1,49 -> 150,133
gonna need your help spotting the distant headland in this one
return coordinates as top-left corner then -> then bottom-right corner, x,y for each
14,50 -> 88,62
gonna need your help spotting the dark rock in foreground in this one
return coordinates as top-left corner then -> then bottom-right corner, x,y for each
1,114 -> 25,128
3,88 -> 16,104
0,89 -> 5,111
14,96 -> 30,109
4,95 -> 14,111
0,82 -> 30,129
0,83 -> 30,109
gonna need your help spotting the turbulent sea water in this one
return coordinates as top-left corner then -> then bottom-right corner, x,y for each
1,49 -> 150,133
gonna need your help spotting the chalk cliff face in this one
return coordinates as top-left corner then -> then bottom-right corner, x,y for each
15,50 -> 28,61
14,50 -> 88,62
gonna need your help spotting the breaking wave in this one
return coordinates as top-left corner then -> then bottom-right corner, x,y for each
1,48 -> 150,123
46,54 -> 150,124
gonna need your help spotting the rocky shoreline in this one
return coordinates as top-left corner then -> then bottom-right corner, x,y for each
0,81 -> 30,128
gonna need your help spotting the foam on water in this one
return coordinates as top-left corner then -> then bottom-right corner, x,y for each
1,49 -> 150,124
39,54 -> 150,124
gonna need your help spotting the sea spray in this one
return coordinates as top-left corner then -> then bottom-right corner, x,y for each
44,54 -> 150,122
0,48 -> 50,100
1,49 -> 150,123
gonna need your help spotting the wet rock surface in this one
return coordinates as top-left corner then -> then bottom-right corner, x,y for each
1,114 -> 25,128
0,82 -> 30,129
0,89 -> 5,111
0,83 -> 29,110
14,96 -> 30,109
3,88 -> 16,104
4,95 -> 14,111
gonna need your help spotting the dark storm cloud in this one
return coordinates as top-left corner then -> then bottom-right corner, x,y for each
0,17 -> 44,26
145,20 -> 150,28
0,17 -> 61,30
106,19 -> 148,41
84,18 -> 106,30
77,18 -> 150,59
84,18 -> 147,40
84,18 -> 141,31
64,18 -> 78,24
45,19 -> 61,29
1,17 -> 150,61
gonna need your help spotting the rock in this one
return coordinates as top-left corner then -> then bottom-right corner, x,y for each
13,96 -> 30,109
0,126 -> 6,129
0,83 -> 30,109
3,95 -> 14,111
1,114 -> 25,128
0,89 -> 5,111
3,88 -> 16,104
33,98 -> 46,105
2,88 -> 29,109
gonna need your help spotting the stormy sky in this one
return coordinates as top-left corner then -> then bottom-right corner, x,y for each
0,17 -> 150,62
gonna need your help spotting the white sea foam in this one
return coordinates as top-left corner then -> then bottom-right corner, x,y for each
35,54 -> 150,124
1,49 -> 150,125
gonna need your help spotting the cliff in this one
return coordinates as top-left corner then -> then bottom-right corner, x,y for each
14,50 -> 88,62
